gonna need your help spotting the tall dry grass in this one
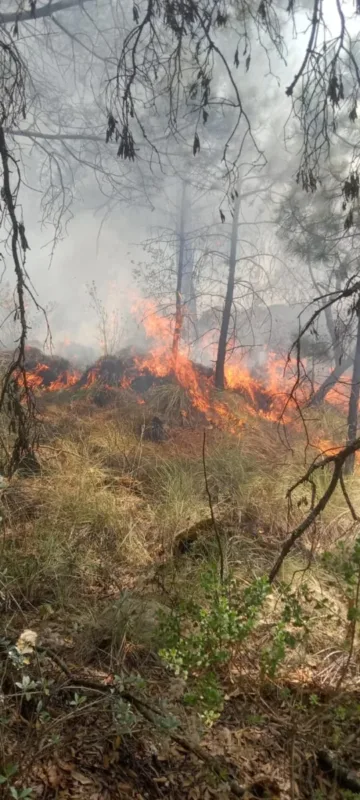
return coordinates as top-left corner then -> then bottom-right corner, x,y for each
0,390 -> 358,623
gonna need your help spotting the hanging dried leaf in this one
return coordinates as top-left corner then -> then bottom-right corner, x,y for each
344,209 -> 354,230
234,47 -> 239,68
202,109 -> 208,124
349,102 -> 358,122
117,125 -> 136,160
105,113 -> 117,144
193,132 -> 200,156
246,54 -> 251,72
220,210 -> 225,223
19,222 -> 30,252
133,4 -> 140,23
342,172 -> 359,203
258,0 -> 266,20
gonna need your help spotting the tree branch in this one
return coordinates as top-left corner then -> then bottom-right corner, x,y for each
35,645 -> 246,797
6,127 -> 104,143
0,0 -> 93,27
268,437 -> 360,583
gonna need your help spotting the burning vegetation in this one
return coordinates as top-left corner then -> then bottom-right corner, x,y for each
16,306 -> 356,443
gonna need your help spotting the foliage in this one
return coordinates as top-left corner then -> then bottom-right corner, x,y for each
159,569 -> 270,721
261,582 -> 309,677
0,764 -> 33,799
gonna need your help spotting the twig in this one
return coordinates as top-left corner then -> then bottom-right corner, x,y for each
202,429 -> 225,582
268,459 -> 343,583
36,646 -> 246,797
317,749 -> 360,794
289,725 -> 296,800
339,472 -> 358,521
0,125 -> 40,474
335,560 -> 360,690
268,438 -> 360,583
0,0 -> 93,26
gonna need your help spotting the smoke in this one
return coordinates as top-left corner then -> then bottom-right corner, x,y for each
0,0 -> 352,369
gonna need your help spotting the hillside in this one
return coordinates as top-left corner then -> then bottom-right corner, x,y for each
0,379 -> 359,800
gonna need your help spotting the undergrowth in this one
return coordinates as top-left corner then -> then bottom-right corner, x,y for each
0,393 -> 360,798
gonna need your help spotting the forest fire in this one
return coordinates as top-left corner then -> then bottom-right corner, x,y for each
22,365 -> 81,392
14,305 -> 354,443
19,347 -> 82,391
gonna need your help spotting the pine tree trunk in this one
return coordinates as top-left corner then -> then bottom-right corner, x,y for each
181,246 -> 198,341
344,302 -> 360,474
214,188 -> 241,390
307,355 -> 353,407
172,179 -> 187,361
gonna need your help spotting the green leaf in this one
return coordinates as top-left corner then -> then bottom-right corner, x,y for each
347,606 -> 360,622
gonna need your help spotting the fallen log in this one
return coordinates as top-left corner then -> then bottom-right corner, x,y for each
317,748 -> 360,794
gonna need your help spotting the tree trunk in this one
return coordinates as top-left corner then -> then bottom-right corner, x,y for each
324,304 -> 342,367
344,302 -> 360,474
172,180 -> 188,361
307,355 -> 353,407
215,186 -> 241,390
182,246 -> 198,342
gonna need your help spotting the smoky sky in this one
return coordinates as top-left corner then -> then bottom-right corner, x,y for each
0,0 -> 353,357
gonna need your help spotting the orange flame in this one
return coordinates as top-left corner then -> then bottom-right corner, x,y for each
20,361 -> 81,391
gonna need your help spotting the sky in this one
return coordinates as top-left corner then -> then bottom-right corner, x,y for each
0,0 -> 356,362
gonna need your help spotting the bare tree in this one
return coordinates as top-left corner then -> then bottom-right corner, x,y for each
0,33 -> 47,472
215,186 -> 241,389
172,180 -> 188,360
87,281 -> 123,356
344,299 -> 360,473
276,169 -> 360,407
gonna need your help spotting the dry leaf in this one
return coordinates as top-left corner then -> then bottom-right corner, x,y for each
46,764 -> 61,788
57,759 -> 75,772
71,770 -> 93,785
16,629 -> 38,654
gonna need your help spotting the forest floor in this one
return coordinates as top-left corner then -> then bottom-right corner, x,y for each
1,383 -> 360,800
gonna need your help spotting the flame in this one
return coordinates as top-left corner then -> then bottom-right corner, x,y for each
84,367 -> 100,389
127,299 -> 360,450
20,361 -> 81,391
19,301 -> 360,467
120,374 -> 132,390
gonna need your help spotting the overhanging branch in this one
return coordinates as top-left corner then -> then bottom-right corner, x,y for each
268,437 -> 360,583
0,0 -> 93,27
6,128 -> 104,143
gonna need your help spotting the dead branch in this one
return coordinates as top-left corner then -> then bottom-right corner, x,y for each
317,748 -> 360,794
0,0 -> 93,27
268,437 -> 360,583
0,125 -> 40,473
36,646 -> 246,797
335,558 -> 360,690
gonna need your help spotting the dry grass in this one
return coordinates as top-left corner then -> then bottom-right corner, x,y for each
1,391 -> 360,800
0,392 -> 358,666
